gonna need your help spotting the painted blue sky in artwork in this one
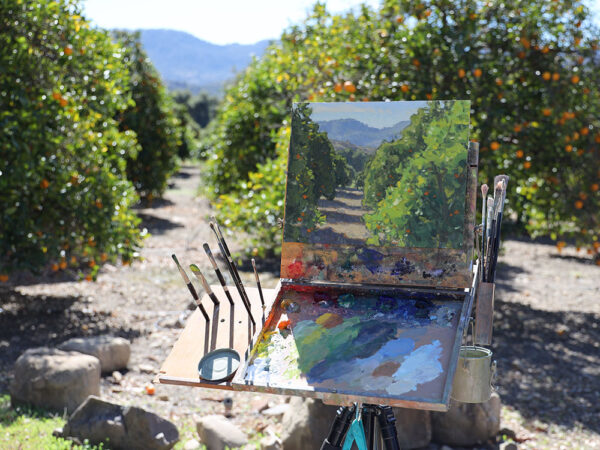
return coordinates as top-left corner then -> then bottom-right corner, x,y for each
308,101 -> 428,129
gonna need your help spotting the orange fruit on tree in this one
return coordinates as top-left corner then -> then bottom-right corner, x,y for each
458,68 -> 466,78
513,124 -> 522,133
412,59 -> 420,67
518,51 -> 526,59
333,82 -> 342,93
473,68 -> 482,77
579,192 -> 588,200
0,274 -> 9,283
40,179 -> 49,189
395,15 -> 404,24
542,72 -> 551,81
591,183 -> 599,192
59,261 -> 67,270
523,161 -> 531,169
400,84 -> 409,93
424,9 -> 431,17
490,141 -> 500,151
426,93 -> 432,100
552,73 -> 560,81
343,81 -> 356,93
516,150 -> 524,158
571,75 -> 580,84
52,92 -> 61,100
596,134 -> 600,143
51,263 -> 59,272
495,78 -> 503,86
565,145 -> 573,152
581,127 -> 589,136
542,108 -> 552,116
59,98 -> 67,107
575,200 -> 583,209
541,46 -> 549,54
64,46 -> 73,56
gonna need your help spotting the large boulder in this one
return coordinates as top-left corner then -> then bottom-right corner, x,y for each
195,415 -> 248,450
61,396 -> 179,449
280,397 -> 341,449
392,407 -> 431,448
58,335 -> 130,373
431,392 -> 501,446
280,398 -> 432,449
10,347 -> 100,413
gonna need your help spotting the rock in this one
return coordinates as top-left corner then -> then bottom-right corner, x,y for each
196,414 -> 248,450
112,370 -> 123,384
52,427 -> 63,438
250,395 -> 270,413
392,407 -> 432,448
62,395 -> 179,449
183,439 -> 201,450
500,443 -> 518,450
260,433 -> 282,450
261,403 -> 290,417
10,347 -> 100,413
139,363 -> 156,374
431,392 -> 501,446
280,397 -> 339,450
58,335 -> 130,373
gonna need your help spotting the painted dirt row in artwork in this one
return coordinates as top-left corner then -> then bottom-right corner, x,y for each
283,100 -> 471,250
237,287 -> 463,407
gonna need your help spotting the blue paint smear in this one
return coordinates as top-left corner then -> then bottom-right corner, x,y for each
358,248 -> 384,274
391,257 -> 414,277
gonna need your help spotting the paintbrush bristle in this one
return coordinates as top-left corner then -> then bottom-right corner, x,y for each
481,184 -> 489,196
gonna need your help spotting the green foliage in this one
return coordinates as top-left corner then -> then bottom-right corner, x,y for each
214,128 -> 288,257
173,90 -> 219,129
0,0 -> 144,276
364,101 -> 469,248
206,0 -> 600,259
116,32 -> 181,198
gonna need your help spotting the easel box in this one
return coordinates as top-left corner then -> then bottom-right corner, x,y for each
159,101 -> 479,412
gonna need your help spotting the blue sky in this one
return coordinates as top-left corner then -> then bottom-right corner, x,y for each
82,0 -> 379,45
82,0 -> 600,46
309,101 -> 428,129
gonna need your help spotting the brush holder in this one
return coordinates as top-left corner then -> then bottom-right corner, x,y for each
474,282 -> 495,345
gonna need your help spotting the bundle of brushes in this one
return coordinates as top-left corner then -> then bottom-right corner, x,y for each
480,175 -> 509,283
171,217 -> 266,328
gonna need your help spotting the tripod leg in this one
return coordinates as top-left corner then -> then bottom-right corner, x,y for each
320,405 -> 354,450
362,405 -> 376,449
375,406 -> 400,450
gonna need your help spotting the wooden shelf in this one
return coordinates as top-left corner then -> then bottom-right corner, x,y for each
157,285 -> 277,390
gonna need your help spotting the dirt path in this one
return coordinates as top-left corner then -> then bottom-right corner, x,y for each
313,187 -> 372,245
0,166 -> 599,448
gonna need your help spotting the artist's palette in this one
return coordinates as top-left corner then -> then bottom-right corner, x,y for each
233,285 -> 468,410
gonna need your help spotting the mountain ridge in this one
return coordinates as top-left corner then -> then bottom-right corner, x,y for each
316,118 -> 410,149
139,29 -> 271,93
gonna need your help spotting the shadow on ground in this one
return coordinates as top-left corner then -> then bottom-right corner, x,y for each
0,288 -> 139,393
137,212 -> 184,235
492,298 -> 600,433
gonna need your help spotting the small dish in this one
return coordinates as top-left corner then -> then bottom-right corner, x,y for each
198,348 -> 241,382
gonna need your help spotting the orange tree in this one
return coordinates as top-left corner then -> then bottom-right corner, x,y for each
116,32 -> 182,198
0,0 -> 144,278
204,1 -> 600,260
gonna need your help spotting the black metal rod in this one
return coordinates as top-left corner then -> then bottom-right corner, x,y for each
203,243 -> 235,306
209,222 -> 255,326
251,258 -> 265,307
210,220 -> 251,306
320,405 -> 354,450
171,254 -> 209,321
189,264 -> 220,305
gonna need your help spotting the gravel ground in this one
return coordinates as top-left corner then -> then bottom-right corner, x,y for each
1,165 -> 598,448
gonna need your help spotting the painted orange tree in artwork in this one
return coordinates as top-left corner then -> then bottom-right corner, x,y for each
364,101 -> 470,248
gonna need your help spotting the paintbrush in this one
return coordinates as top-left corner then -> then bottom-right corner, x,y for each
251,258 -> 265,308
189,264 -> 220,306
484,197 -> 494,281
489,177 -> 509,282
171,254 -> 209,321
480,184 -> 489,275
209,221 -> 252,309
486,181 -> 504,281
203,243 -> 235,306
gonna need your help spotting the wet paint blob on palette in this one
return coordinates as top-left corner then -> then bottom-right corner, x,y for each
243,289 -> 463,399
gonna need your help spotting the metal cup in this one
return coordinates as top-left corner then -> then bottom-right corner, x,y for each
451,345 -> 496,403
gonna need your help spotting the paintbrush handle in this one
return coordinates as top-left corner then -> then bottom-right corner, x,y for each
251,259 -> 265,307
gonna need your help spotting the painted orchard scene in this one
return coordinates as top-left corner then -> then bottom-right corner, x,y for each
284,100 -> 470,250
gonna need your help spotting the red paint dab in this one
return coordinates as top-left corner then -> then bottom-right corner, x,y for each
278,319 -> 291,330
288,260 -> 304,278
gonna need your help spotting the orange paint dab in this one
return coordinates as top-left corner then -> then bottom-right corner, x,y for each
278,319 -> 291,330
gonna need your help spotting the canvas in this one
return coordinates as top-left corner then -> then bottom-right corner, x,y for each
281,100 -> 477,288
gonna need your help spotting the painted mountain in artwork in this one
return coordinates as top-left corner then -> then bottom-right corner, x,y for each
317,118 -> 410,148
